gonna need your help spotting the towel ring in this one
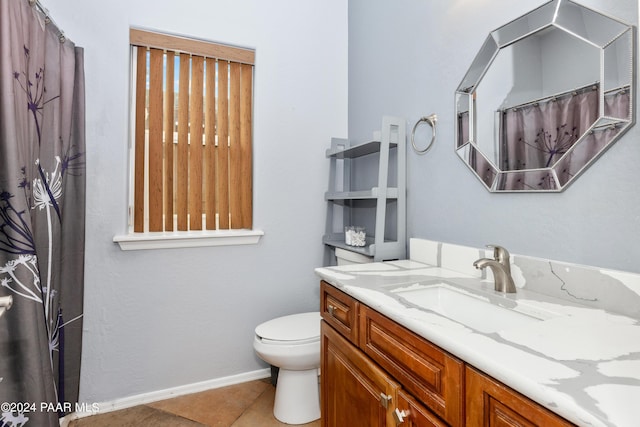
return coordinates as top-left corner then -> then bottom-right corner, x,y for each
411,114 -> 437,154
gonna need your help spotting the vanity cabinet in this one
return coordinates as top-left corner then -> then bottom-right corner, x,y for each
321,281 -> 455,427
320,280 -> 575,427
321,321 -> 446,427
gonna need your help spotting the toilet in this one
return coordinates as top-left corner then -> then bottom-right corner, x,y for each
334,247 -> 373,265
253,312 -> 321,424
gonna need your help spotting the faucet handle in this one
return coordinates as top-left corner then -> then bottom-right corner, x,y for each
486,244 -> 510,264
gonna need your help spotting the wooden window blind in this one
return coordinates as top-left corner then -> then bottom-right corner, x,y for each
130,28 -> 254,233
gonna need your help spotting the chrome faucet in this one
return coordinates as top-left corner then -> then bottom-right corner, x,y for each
473,245 -> 516,293
487,244 -> 511,275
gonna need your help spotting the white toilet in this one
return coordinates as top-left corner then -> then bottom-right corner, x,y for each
253,312 -> 321,424
334,247 -> 373,265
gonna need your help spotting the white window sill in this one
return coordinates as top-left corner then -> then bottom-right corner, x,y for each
113,229 -> 264,251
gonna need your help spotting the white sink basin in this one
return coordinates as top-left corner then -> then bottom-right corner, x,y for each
391,284 -> 553,333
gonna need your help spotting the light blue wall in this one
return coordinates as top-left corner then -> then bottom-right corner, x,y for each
348,0 -> 640,273
43,0 -> 348,404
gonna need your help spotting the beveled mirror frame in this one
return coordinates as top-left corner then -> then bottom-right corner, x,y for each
455,0 -> 635,192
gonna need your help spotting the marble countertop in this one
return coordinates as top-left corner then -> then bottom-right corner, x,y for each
315,259 -> 640,427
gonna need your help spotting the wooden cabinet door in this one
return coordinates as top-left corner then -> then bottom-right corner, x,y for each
322,320 -> 399,427
394,389 -> 448,427
466,367 -> 575,427
360,305 -> 464,427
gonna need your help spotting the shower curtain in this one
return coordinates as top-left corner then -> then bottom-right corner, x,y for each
500,87 -> 599,171
0,1 -> 85,426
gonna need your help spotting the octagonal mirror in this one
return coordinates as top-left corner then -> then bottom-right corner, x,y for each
455,0 -> 634,192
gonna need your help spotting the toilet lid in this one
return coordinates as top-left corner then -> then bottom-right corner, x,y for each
255,312 -> 321,342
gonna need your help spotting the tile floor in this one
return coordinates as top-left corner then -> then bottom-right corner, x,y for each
68,379 -> 321,427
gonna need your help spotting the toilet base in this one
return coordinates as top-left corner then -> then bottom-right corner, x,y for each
273,368 -> 320,424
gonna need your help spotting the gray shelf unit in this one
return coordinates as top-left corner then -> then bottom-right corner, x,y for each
323,116 -> 406,263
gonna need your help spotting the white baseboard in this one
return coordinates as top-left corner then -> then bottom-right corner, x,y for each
59,368 -> 271,426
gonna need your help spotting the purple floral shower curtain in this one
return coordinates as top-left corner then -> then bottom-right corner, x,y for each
500,87 -> 599,171
0,1 -> 85,426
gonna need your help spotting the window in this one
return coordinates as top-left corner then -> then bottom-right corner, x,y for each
115,29 -> 262,250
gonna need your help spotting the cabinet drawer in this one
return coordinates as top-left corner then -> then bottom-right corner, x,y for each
396,389 -> 448,427
360,306 -> 464,427
466,366 -> 575,427
321,281 -> 359,345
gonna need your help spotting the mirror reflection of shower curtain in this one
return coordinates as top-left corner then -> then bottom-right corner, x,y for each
604,88 -> 631,119
0,1 -> 85,426
500,87 -> 599,171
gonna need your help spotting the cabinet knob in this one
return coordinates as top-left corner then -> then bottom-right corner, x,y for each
379,393 -> 392,408
393,408 -> 408,424
328,305 -> 336,316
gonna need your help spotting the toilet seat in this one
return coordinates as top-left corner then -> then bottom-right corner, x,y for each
255,312 -> 320,343
258,336 -> 319,346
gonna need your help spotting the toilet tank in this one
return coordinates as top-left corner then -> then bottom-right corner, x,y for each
335,247 -> 373,266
